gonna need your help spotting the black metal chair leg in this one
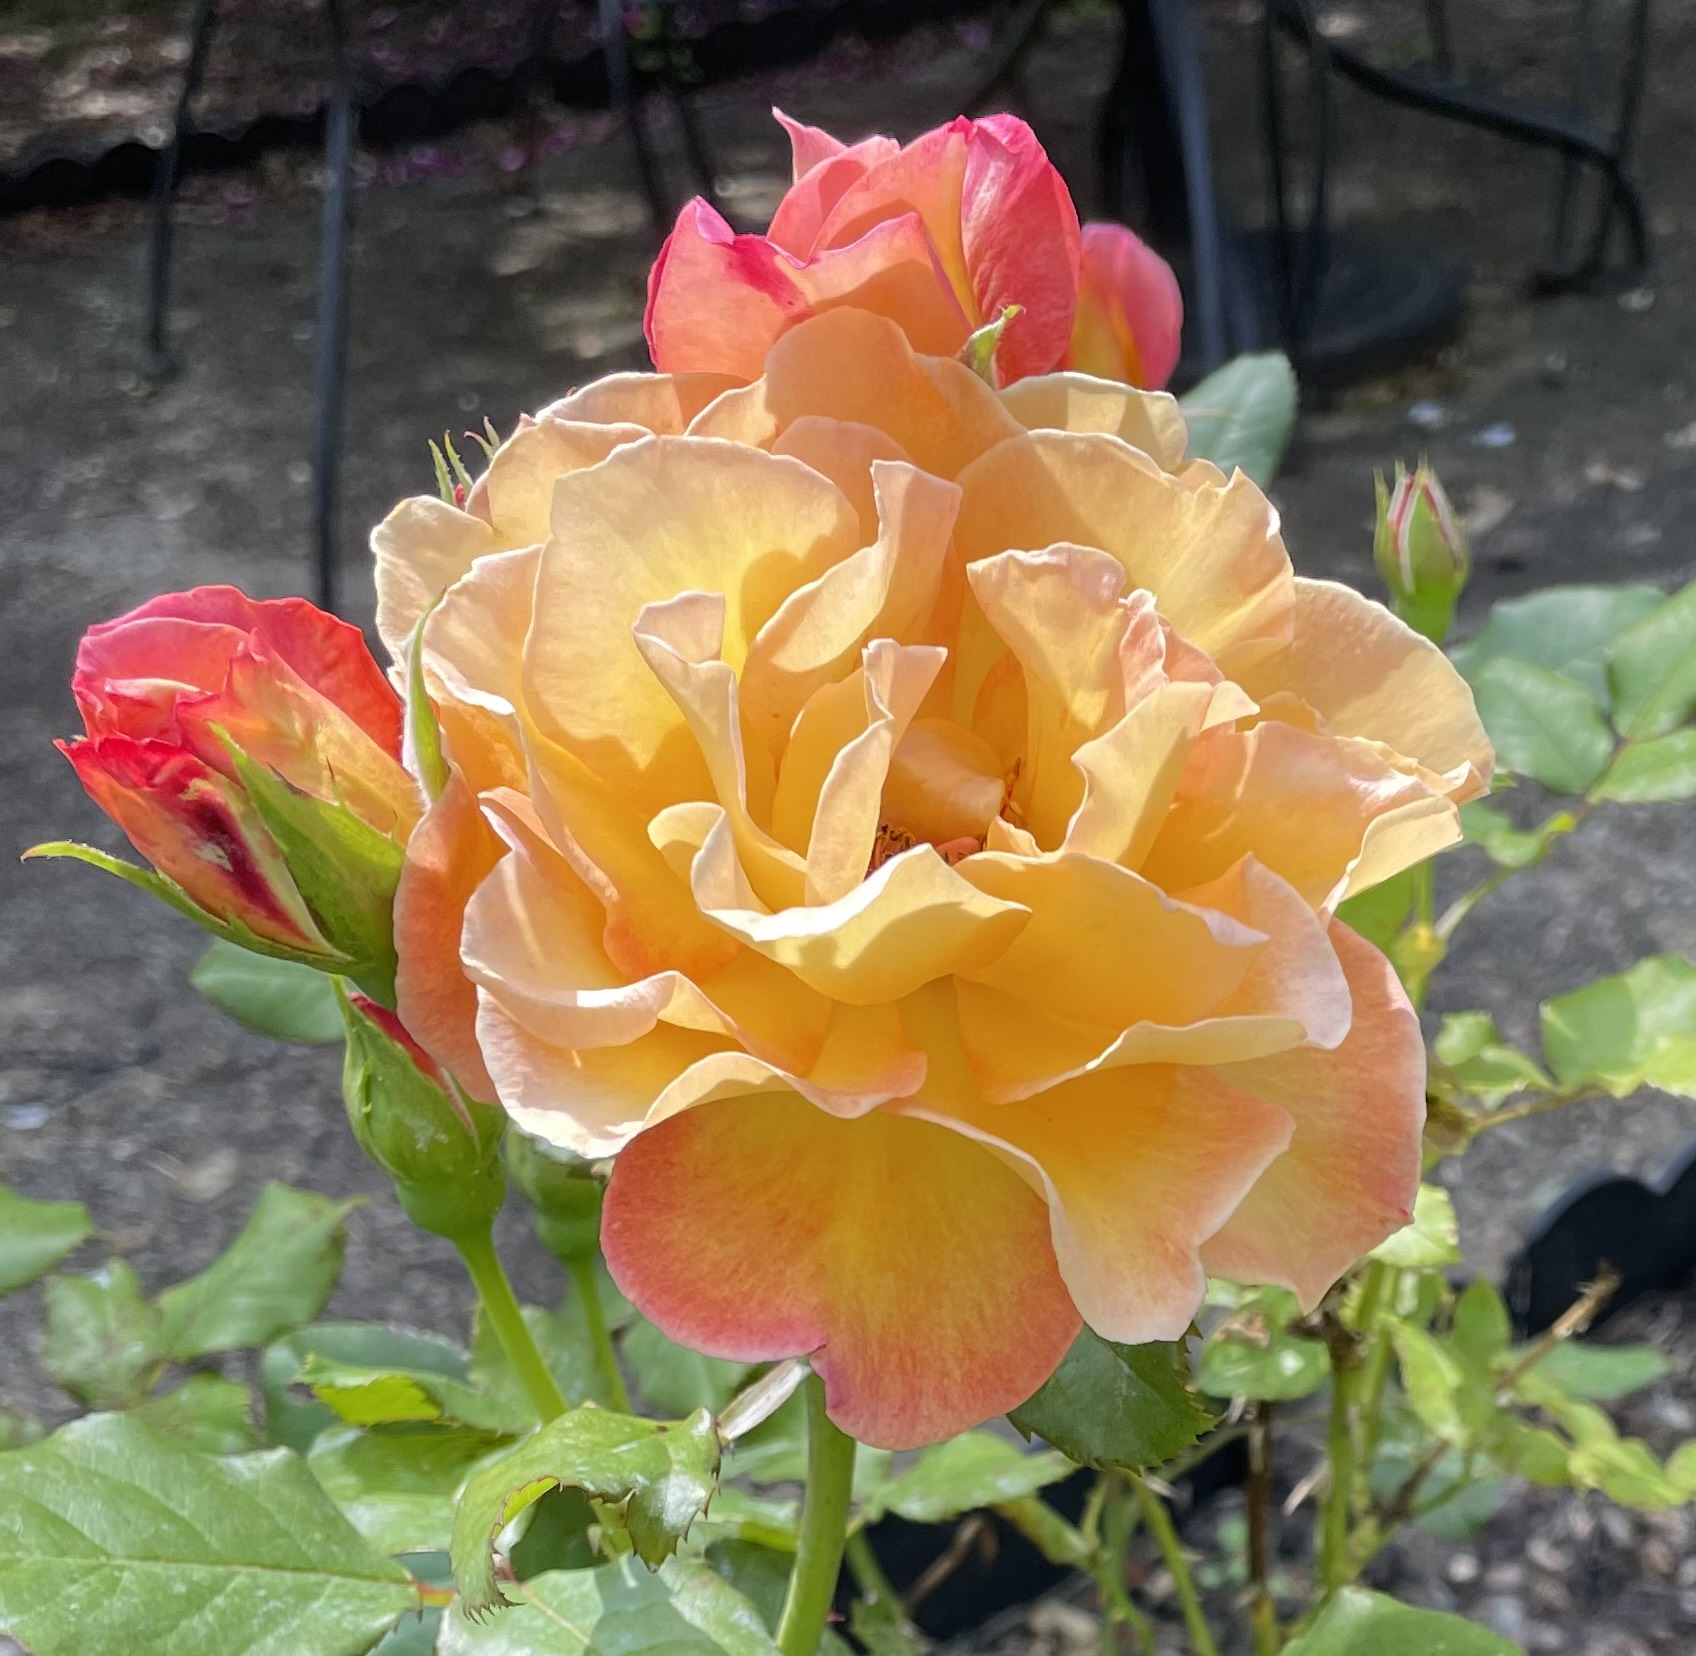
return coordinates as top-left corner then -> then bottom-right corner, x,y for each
144,0 -> 217,378
312,0 -> 357,616
601,0 -> 670,235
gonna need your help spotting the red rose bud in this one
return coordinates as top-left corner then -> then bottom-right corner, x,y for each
1065,221 -> 1184,390
41,586 -> 419,999
505,1129 -> 604,1267
1374,461 -> 1471,643
339,989 -> 505,1241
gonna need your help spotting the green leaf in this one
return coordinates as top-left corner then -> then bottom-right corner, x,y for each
1468,656 -> 1616,792
1591,730 -> 1696,802
0,1181 -> 91,1295
42,1261 -> 166,1408
1284,1587 -> 1521,1655
623,1315 -> 748,1417
701,1540 -> 793,1631
157,1182 -> 358,1359
0,1413 -> 417,1656
858,1431 -> 1072,1526
1514,1340 -> 1671,1401
1539,954 -> 1696,1098
308,1423 -> 509,1556
131,1374 -> 259,1454
1009,1330 -> 1213,1470
1459,802 -> 1549,869
1391,1324 -> 1474,1446
437,1559 -> 780,1656
1450,1281 -> 1511,1370
300,1355 -> 531,1434
1177,352 -> 1297,487
1334,867 -> 1415,952
1451,583 -> 1665,706
1200,1288 -> 1330,1401
1370,1184 -> 1462,1269
452,1408 -> 721,1612
190,939 -> 344,1044
1433,1014 -> 1551,1107
1607,579 -> 1696,738
264,1322 -> 472,1452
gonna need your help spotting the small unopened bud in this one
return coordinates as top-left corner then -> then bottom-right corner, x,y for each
1374,461 -> 1470,643
339,988 -> 504,1241
506,1130 -> 603,1266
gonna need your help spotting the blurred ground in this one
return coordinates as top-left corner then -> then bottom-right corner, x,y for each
3,1 -> 1696,1647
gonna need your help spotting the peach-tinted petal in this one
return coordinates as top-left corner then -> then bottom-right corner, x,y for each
998,373 -> 1188,468
899,984 -> 1291,1342
1200,922 -> 1425,1306
1139,720 -> 1459,911
769,417 -> 913,534
539,371 -> 744,433
523,437 -> 859,816
601,1092 -> 1080,1448
1236,578 -> 1492,797
372,496 -> 500,662
394,773 -> 501,1100
954,431 -> 1294,677
1065,222 -> 1184,390
465,418 -> 649,547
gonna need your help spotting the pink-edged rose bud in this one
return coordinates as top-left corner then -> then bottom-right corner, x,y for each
645,109 -> 1081,386
47,586 -> 417,987
1065,221 -> 1184,390
1374,461 -> 1470,642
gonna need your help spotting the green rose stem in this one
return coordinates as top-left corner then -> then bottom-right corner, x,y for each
776,1374 -> 857,1656
456,1224 -> 570,1421
1131,1478 -> 1219,1656
566,1253 -> 634,1413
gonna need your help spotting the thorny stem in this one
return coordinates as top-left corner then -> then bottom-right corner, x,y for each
567,1253 -> 634,1413
1317,1310 -> 1363,1596
1247,1403 -> 1280,1656
456,1226 -> 569,1422
776,1375 -> 856,1656
1093,1473 -> 1153,1656
1132,1478 -> 1220,1656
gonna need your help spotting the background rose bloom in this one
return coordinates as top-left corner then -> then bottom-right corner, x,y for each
375,311 -> 1492,1449
1067,221 -> 1185,390
58,585 -> 413,948
645,110 -> 1081,385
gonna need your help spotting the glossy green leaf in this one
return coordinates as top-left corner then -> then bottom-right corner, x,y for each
1450,1281 -> 1511,1370
438,1559 -> 779,1655
0,1413 -> 417,1656
858,1431 -> 1072,1525
131,1374 -> 259,1454
1177,352 -> 1297,486
1199,1287 -> 1330,1401
0,1181 -> 91,1295
471,1300 -> 619,1417
158,1182 -> 358,1359
1458,802 -> 1549,869
623,1315 -> 748,1417
1468,656 -> 1616,792
190,939 -> 344,1044
42,1261 -> 165,1409
1451,583 -> 1664,706
1607,579 -> 1696,738
452,1407 -> 720,1613
1333,867 -> 1415,952
1391,1324 -> 1475,1446
1539,954 -> 1696,1098
1284,1587 -> 1521,1655
1591,730 -> 1696,802
1370,1184 -> 1461,1269
1515,1340 -> 1671,1401
263,1322 -> 472,1452
308,1423 -> 509,1556
1009,1330 -> 1213,1470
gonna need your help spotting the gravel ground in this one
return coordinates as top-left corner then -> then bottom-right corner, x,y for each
4,1 -> 1696,1643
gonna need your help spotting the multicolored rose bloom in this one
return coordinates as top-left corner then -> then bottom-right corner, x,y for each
645,110 -> 1082,385
1066,221 -> 1185,390
39,586 -> 417,995
374,308 -> 1493,1450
